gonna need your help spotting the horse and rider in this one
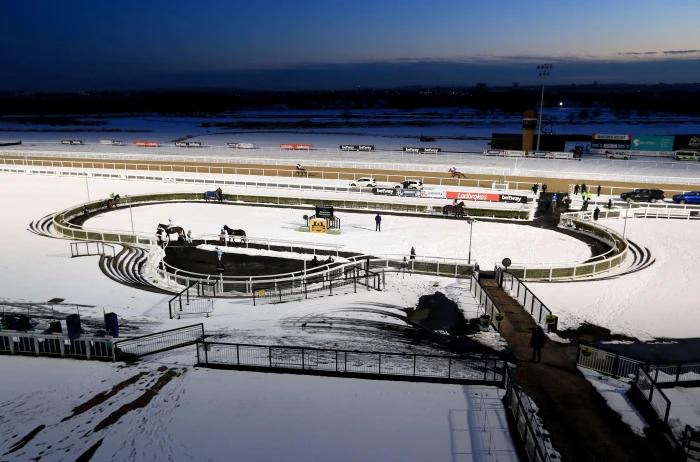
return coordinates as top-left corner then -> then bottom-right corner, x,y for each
294,163 -> 308,177
157,220 -> 186,244
443,200 -> 466,217
107,193 -> 121,209
221,225 -> 247,244
448,167 -> 465,179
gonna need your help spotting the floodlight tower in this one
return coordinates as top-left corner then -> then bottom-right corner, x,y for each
536,64 -> 553,152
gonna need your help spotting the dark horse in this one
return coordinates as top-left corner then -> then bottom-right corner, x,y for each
204,187 -> 223,203
107,194 -> 121,209
448,168 -> 466,179
157,223 -> 186,241
222,225 -> 247,244
442,201 -> 466,217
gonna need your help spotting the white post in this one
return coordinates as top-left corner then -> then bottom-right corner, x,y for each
129,203 -> 135,235
85,173 -> 91,201
535,64 -> 552,152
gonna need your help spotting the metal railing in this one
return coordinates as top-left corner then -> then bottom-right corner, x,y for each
646,362 -> 700,387
0,330 -> 115,361
469,274 -> 503,330
69,240 -> 116,258
576,344 -> 645,379
168,282 -> 215,319
114,323 -> 204,359
252,266 -> 383,304
503,366 -> 555,462
499,270 -> 553,327
196,341 -> 506,385
634,366 -> 672,424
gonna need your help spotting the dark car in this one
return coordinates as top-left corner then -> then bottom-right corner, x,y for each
672,191 -> 700,204
620,189 -> 664,202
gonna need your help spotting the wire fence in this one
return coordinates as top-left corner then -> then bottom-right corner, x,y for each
196,341 -> 506,385
114,323 -> 204,359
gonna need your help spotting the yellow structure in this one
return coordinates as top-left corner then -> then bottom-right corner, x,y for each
309,218 -> 328,233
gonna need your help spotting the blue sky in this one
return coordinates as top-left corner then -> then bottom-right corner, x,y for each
1,0 -> 699,90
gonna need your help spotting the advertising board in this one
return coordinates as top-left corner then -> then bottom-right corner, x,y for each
631,135 -> 675,152
340,144 -> 375,151
315,205 -> 334,218
402,146 -> 442,153
280,143 -> 313,150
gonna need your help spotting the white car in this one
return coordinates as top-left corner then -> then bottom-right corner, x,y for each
606,150 -> 630,160
394,179 -> 424,190
349,177 -> 376,188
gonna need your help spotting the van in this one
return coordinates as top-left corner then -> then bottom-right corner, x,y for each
675,150 -> 699,161
606,150 -> 630,160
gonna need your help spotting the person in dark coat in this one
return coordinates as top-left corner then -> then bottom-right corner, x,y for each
607,198 -> 613,209
541,183 -> 548,194
596,185 -> 602,197
530,326 -> 546,362
581,183 -> 587,194
532,183 -> 539,195
410,246 -> 416,260
375,213 -> 382,231
574,184 -> 580,195
593,206 -> 600,221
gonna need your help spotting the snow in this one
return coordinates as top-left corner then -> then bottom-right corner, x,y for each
530,218 -> 700,339
86,202 -> 589,267
0,355 -> 519,462
578,367 -> 649,436
665,387 -> 700,436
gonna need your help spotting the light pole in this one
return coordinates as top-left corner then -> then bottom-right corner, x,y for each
536,64 -> 553,152
467,218 -> 474,264
84,173 -> 91,201
622,200 -> 631,238
129,202 -> 135,234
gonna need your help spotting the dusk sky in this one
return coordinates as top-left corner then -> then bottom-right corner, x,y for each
2,0 -> 700,91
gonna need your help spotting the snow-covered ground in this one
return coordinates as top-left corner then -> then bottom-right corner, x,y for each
0,355 -> 519,462
531,218 -> 700,339
578,367 -> 649,436
85,202 -> 588,267
665,386 -> 700,436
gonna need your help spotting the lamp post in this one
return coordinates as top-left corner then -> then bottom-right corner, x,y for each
84,173 -> 91,201
622,200 -> 631,239
129,202 -> 135,235
536,64 -> 553,152
466,218 -> 474,264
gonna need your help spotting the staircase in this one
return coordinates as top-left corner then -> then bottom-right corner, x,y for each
99,246 -> 171,294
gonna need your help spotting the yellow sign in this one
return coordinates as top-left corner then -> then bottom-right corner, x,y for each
309,218 -> 328,233
256,289 -> 266,297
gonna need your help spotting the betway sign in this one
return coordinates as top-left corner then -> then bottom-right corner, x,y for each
446,191 -> 527,203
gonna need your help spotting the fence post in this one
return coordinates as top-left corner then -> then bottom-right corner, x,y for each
675,363 -> 682,385
413,355 -> 417,376
301,348 -> 305,370
448,357 -> 452,378
378,354 -> 381,374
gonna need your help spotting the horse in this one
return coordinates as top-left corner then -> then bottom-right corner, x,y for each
222,225 -> 247,244
293,166 -> 308,177
107,194 -> 121,209
204,187 -> 223,203
157,224 -> 186,242
448,168 -> 465,179
442,201 -> 466,217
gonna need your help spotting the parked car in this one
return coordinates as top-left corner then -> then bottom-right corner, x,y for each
672,191 -> 700,204
620,189 -> 664,202
606,150 -> 630,160
394,179 -> 424,190
349,177 -> 376,188
674,150 -> 700,161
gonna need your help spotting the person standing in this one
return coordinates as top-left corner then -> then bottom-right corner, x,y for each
593,206 -> 600,221
375,213 -> 382,232
410,246 -> 416,260
581,184 -> 587,194
532,183 -> 539,195
551,193 -> 558,211
542,183 -> 548,194
186,230 -> 193,246
215,246 -> 223,262
530,326 -> 546,362
574,184 -> 580,195
597,185 -> 602,197
607,198 -> 613,209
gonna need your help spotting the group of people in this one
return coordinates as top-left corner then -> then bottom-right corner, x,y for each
531,183 -> 547,196
309,255 -> 334,267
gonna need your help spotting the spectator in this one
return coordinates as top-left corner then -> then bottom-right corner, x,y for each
311,255 -> 319,267
186,230 -> 193,246
375,213 -> 382,232
532,183 -> 539,195
410,246 -> 416,260
593,206 -> 600,221
215,246 -> 223,262
530,326 -> 546,362
597,185 -> 602,197
542,184 -> 548,194
574,184 -> 580,195
581,184 -> 587,194
607,198 -> 613,209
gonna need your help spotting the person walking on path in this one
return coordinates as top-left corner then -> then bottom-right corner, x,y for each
375,213 -> 382,231
410,246 -> 416,260
530,326 -> 546,362
215,246 -> 224,262
593,206 -> 600,220
597,185 -> 602,197
551,193 -> 558,211
541,183 -> 548,194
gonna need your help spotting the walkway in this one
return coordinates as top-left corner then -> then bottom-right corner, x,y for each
480,279 -> 674,462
